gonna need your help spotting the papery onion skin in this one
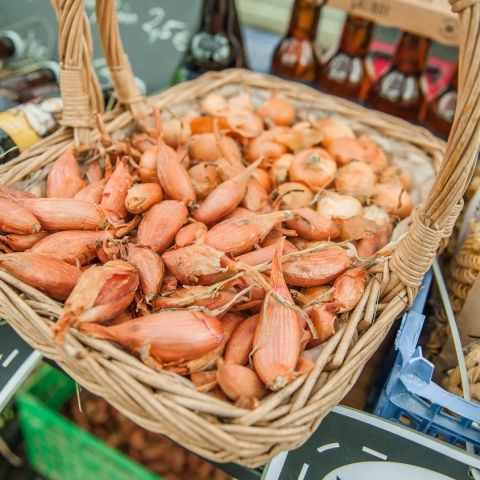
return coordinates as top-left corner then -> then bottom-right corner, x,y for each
289,148 -> 337,190
316,191 -> 363,219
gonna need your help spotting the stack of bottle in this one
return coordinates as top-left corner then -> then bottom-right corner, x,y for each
270,0 -> 458,138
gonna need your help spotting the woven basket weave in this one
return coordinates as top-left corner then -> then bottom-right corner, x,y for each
0,0 -> 479,467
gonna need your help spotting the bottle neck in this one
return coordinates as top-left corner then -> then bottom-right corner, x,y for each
287,0 -> 321,41
339,15 -> 372,57
392,32 -> 430,75
201,0 -> 231,34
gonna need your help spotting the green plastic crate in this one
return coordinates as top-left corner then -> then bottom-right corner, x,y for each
15,363 -> 159,480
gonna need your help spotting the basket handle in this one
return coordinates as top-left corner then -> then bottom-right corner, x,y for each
391,0 -> 480,291
54,0 -> 104,147
95,0 -> 149,121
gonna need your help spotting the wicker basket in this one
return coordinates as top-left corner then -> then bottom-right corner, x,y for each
0,0 -> 478,467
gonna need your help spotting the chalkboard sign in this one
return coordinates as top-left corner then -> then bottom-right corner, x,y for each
262,406 -> 480,480
0,0 -> 203,93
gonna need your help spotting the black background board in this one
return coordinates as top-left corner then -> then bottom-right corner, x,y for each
262,406 -> 480,480
0,323 -> 40,411
0,0 -> 203,93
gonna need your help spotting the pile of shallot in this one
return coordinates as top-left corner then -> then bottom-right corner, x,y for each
67,389 -> 229,479
0,91 -> 414,408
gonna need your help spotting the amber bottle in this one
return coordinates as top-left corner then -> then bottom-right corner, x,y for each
319,15 -> 373,100
366,32 -> 431,121
425,65 -> 457,138
271,0 -> 321,83
175,0 -> 247,82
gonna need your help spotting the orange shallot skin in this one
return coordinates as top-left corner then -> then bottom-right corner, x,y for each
204,210 -> 293,256
100,158 -> 133,220
126,244 -> 164,302
253,242 -> 302,390
224,314 -> 258,365
53,259 -> 139,340
162,245 -> 226,285
31,230 -> 112,265
81,310 -> 224,364
156,137 -> 196,203
74,180 -> 106,204
193,159 -> 261,225
46,147 -> 86,198
0,198 -> 42,234
0,252 -> 81,300
175,222 -> 208,248
0,232 -> 48,252
286,208 -> 341,241
283,247 -> 353,287
17,198 -> 107,231
137,200 -> 188,253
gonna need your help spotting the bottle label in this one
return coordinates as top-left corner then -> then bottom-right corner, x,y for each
379,71 -> 419,104
326,53 -> 364,85
436,91 -> 457,123
191,32 -> 231,66
0,110 -> 39,153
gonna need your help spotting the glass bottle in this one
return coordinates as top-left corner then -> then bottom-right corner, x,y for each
319,15 -> 373,100
270,0 -> 321,84
175,0 -> 247,82
425,64 -> 457,138
0,62 -> 59,104
366,32 -> 431,121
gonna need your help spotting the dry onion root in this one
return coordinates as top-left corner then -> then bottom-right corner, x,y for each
0,89 -> 415,406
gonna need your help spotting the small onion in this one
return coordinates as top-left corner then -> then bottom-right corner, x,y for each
363,205 -> 390,225
162,118 -> 191,148
270,154 -> 294,186
380,165 -> 411,190
227,110 -> 264,138
316,118 -> 355,147
316,191 -> 363,219
275,182 -> 313,209
373,182 -> 413,219
139,148 -> 158,183
228,93 -> 254,112
335,161 -> 376,199
358,135 -> 388,172
289,148 -> 337,190
326,137 -> 366,166
188,162 -> 222,199
189,134 -> 220,163
257,94 -> 296,126
246,132 -> 288,164
201,93 -> 228,116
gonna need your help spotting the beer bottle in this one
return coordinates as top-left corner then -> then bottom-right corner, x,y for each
175,0 -> 247,83
271,0 -> 321,84
319,15 -> 373,100
0,98 -> 62,163
366,32 -> 431,121
0,62 -> 59,104
425,64 -> 457,138
0,31 -> 24,64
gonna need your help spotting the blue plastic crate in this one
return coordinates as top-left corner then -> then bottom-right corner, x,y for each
374,270 -> 480,450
